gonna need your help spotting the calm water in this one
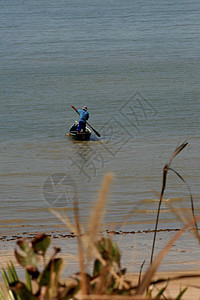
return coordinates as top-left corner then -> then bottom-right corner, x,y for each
1,0 -> 200,270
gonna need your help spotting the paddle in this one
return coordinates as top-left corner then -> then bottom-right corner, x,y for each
71,105 -> 101,137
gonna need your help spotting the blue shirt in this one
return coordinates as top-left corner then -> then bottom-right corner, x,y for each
78,109 -> 89,122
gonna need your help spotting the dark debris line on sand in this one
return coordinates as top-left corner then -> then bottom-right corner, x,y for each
0,228 -> 182,242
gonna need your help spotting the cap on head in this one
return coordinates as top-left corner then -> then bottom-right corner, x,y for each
82,106 -> 87,111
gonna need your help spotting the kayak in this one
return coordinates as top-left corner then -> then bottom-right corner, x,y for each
67,122 -> 91,141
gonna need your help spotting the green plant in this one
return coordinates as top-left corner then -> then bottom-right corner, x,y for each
0,234 -> 132,299
2,230 -> 194,299
0,234 -> 65,300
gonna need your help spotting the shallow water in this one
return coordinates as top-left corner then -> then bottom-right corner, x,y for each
1,0 -> 200,271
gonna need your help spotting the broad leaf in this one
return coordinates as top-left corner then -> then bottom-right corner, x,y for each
17,238 -> 32,253
39,258 -> 63,287
32,234 -> 51,256
15,249 -> 39,268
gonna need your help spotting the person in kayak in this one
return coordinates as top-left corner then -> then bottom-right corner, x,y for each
77,106 -> 89,133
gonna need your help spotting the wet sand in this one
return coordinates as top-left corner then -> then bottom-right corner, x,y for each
1,251 -> 200,300
0,229 -> 199,259
1,228 -> 200,270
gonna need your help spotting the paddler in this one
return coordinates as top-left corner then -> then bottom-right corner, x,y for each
76,106 -> 89,133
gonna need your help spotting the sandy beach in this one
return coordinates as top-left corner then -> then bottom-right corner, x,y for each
125,271 -> 200,300
1,233 -> 200,299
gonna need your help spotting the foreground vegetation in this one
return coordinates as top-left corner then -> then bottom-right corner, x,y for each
1,142 -> 199,299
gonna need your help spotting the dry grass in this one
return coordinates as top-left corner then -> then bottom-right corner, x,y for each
1,143 -> 199,299
150,141 -> 198,264
49,141 -> 200,299
87,173 -> 113,261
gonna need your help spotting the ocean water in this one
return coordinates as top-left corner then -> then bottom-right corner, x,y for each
1,0 -> 200,271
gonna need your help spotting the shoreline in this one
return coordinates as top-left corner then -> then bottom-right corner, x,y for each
0,233 -> 200,299
1,230 -> 200,272
0,227 -> 187,242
